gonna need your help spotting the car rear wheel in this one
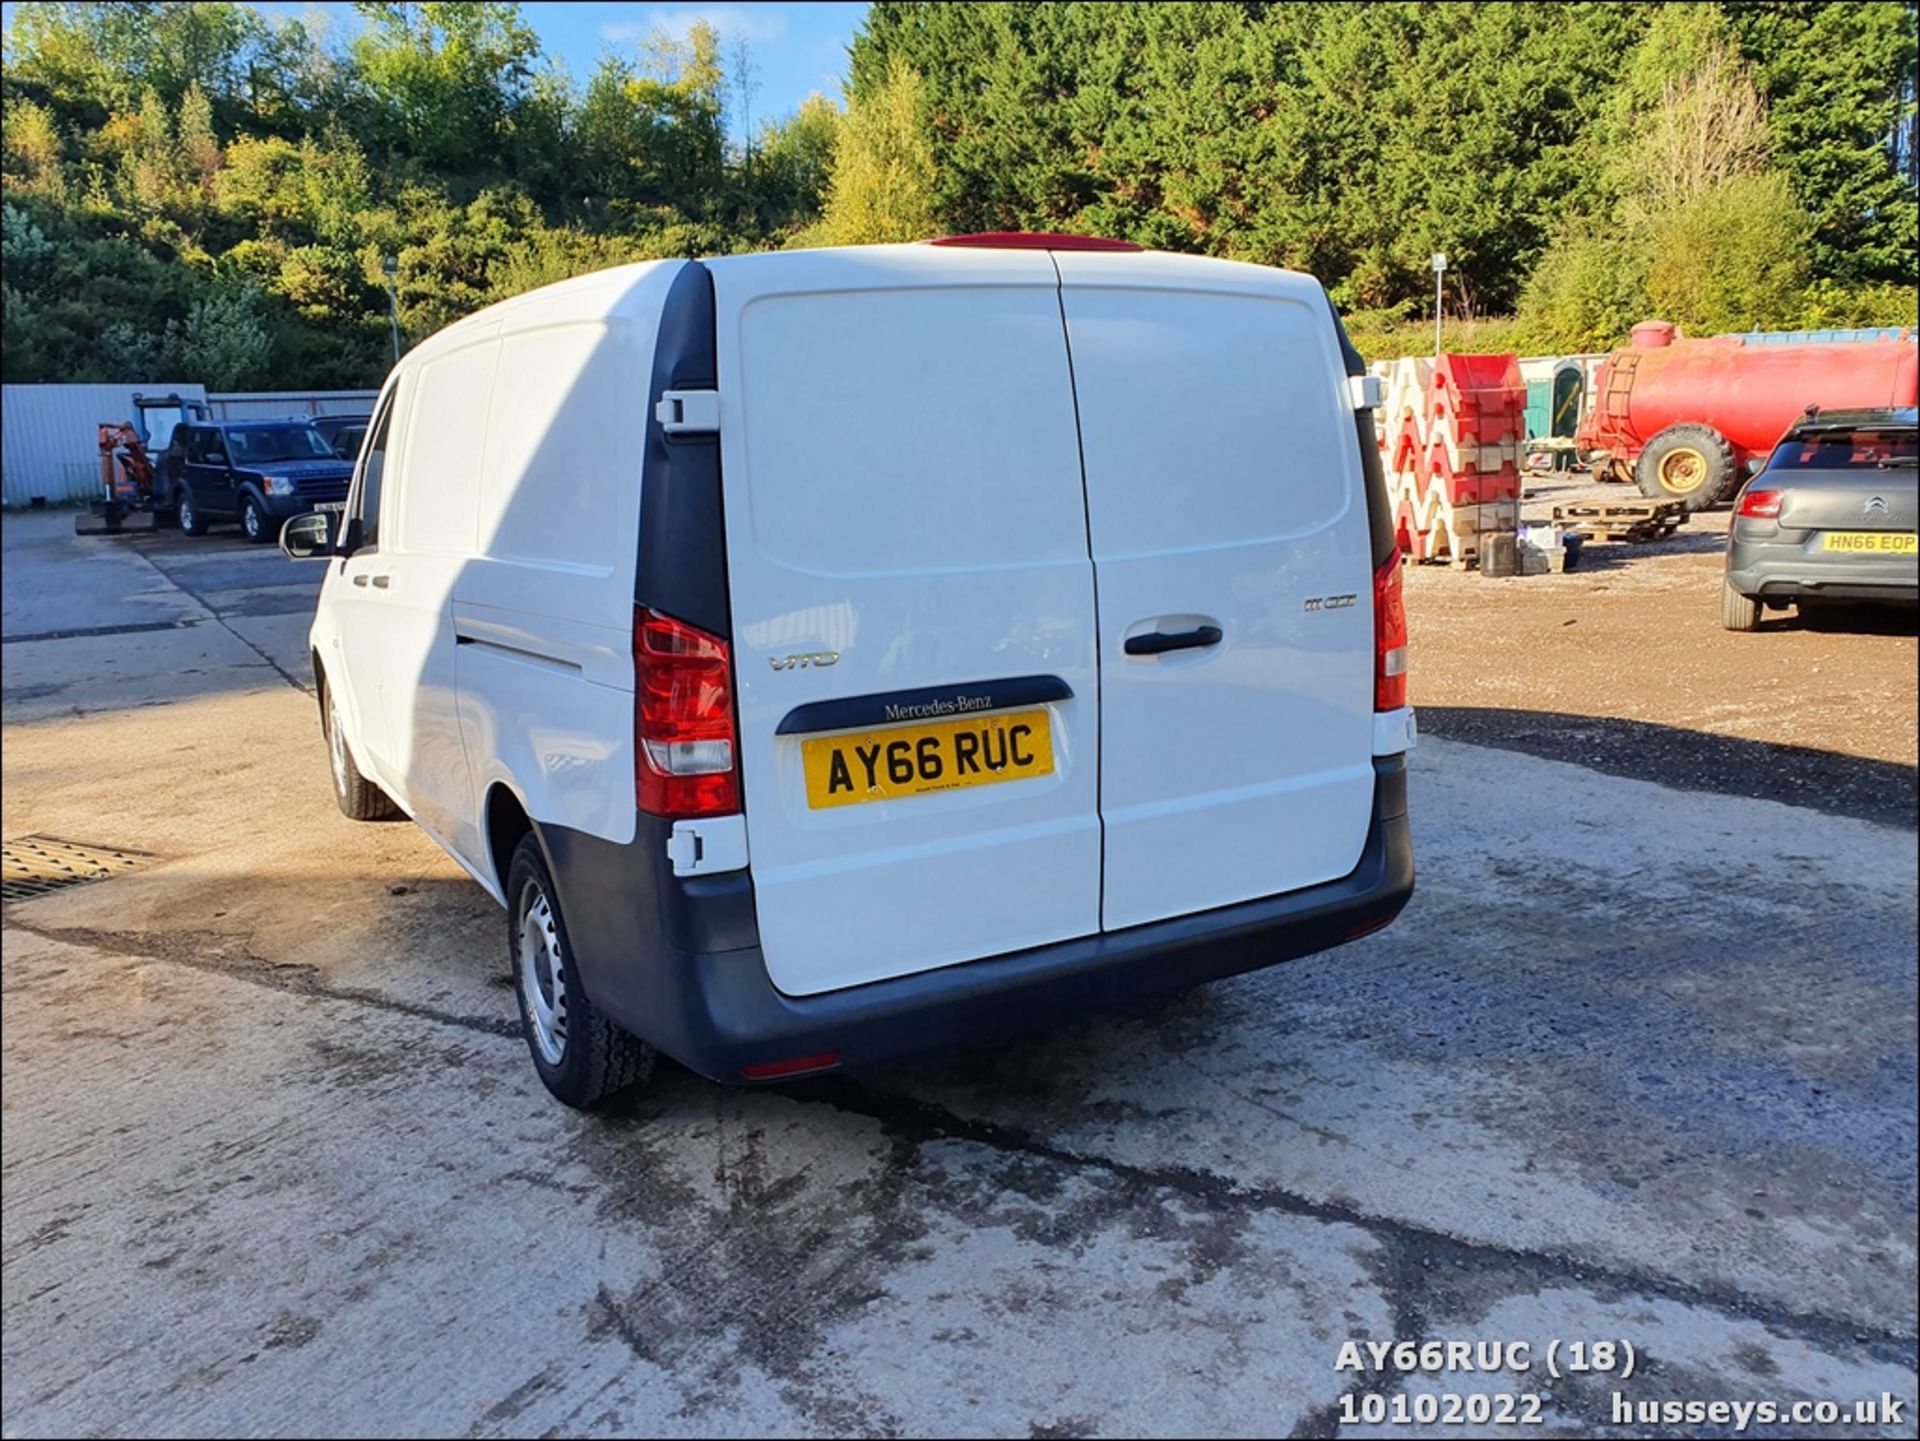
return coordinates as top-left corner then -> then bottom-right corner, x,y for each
177,492 -> 208,536
1636,424 -> 1737,511
321,675 -> 401,820
506,833 -> 655,1110
1720,579 -> 1763,632
240,491 -> 271,544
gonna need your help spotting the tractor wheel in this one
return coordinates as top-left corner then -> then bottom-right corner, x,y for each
1635,424 -> 1737,511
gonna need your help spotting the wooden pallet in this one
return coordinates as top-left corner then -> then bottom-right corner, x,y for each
1551,500 -> 1687,543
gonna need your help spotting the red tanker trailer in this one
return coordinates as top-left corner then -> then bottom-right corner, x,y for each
1576,320 -> 1919,509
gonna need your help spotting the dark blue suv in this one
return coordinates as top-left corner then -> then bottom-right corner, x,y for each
164,421 -> 355,543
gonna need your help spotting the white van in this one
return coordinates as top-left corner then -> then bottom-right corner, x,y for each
285,235 -> 1416,1109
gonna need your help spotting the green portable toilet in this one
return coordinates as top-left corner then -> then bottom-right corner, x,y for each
1550,360 -> 1584,438
1525,379 -> 1552,439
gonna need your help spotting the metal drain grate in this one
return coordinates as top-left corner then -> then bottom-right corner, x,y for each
2,835 -> 154,902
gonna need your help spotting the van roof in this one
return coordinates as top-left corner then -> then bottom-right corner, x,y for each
407,246 -> 1327,367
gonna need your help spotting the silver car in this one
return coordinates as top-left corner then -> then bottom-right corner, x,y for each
1722,407 -> 1917,631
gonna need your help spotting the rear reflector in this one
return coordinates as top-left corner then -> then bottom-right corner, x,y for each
635,607 -> 740,819
1374,550 -> 1409,712
741,1051 -> 842,1081
929,232 -> 1143,252
1737,487 -> 1783,519
1347,914 -> 1397,941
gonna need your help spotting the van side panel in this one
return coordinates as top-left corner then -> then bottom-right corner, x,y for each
377,329 -> 495,858
1055,253 -> 1378,931
452,262 -> 681,866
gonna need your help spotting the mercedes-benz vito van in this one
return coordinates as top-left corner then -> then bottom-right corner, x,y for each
283,235 -> 1416,1109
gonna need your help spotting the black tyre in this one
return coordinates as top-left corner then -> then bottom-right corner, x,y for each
1636,424 -> 1737,511
506,833 -> 655,1109
1720,579 -> 1762,632
320,674 -> 401,821
178,491 -> 209,536
240,490 -> 272,544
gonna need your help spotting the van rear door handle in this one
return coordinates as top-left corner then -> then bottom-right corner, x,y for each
352,573 -> 370,587
1125,625 -> 1222,657
371,574 -> 390,589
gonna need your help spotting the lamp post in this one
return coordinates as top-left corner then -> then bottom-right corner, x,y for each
1431,252 -> 1447,358
382,255 -> 401,365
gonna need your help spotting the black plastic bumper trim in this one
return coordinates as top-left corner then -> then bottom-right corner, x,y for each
775,675 -> 1074,735
544,755 -> 1413,1084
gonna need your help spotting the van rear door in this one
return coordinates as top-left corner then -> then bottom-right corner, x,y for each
1054,251 -> 1378,931
706,247 -> 1102,998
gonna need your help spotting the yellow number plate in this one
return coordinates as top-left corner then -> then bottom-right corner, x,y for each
1822,531 -> 1917,555
802,709 -> 1054,809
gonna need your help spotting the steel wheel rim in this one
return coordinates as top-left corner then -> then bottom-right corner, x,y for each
328,694 -> 350,794
1658,447 -> 1707,493
518,887 -> 568,1065
245,503 -> 262,538
179,497 -> 194,529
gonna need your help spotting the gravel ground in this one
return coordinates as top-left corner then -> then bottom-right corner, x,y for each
1409,471 -> 1919,829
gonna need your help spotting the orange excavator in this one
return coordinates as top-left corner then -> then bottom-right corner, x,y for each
78,394 -> 207,535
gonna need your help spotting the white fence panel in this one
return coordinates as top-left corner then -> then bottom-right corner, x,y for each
1,383 -> 208,507
206,390 -> 378,421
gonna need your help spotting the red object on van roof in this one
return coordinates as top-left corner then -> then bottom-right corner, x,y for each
929,232 -> 1143,252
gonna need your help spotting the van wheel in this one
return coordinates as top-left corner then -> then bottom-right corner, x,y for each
1636,424 -> 1736,511
507,834 -> 655,1110
240,491 -> 271,544
1720,580 -> 1763,632
178,492 -> 208,536
321,676 -> 400,820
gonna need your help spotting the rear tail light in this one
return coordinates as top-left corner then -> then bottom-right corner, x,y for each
1374,550 -> 1409,712
635,607 -> 739,818
1737,487 -> 1783,519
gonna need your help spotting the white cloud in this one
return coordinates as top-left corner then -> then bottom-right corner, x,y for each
601,5 -> 791,47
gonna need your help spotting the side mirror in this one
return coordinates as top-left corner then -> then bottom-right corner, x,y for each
279,511 -> 333,561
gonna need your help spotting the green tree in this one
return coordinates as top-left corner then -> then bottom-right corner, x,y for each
1,96 -> 69,201
749,94 -> 841,233
179,279 -> 271,387
350,2 -> 539,180
812,57 -> 936,245
177,83 -> 221,199
1725,0 -> 1918,283
4,0 -> 1912,389
1516,223 -> 1652,353
1645,172 -> 1813,332
1519,3 -> 1823,347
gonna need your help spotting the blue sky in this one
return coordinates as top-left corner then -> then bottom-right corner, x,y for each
3,2 -> 870,136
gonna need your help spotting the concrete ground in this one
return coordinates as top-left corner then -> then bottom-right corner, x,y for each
2,508 -> 1915,1438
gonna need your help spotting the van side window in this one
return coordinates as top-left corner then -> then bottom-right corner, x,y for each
351,398 -> 396,551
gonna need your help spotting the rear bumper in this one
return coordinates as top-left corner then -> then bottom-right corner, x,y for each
545,756 -> 1414,1084
1726,543 -> 1918,605
1726,518 -> 1917,604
